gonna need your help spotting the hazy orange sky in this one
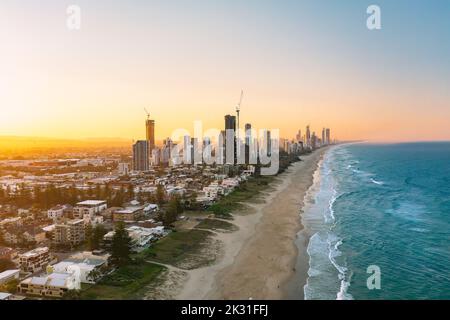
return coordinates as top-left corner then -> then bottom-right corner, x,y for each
1,1 -> 449,143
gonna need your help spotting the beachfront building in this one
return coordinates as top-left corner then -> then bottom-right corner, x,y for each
18,247 -> 54,273
0,269 -> 20,285
52,252 -> 109,284
0,292 -> 12,300
17,270 -> 81,298
103,226 -> 166,249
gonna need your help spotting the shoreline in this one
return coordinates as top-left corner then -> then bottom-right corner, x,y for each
175,147 -> 329,300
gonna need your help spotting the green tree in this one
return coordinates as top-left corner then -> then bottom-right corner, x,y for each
102,183 -> 112,202
85,224 -> 93,250
127,184 -> 135,201
111,186 -> 125,207
162,196 -> 182,226
0,258 -> 16,272
68,184 -> 79,205
62,289 -> 82,300
156,184 -> 166,206
95,185 -> 102,199
0,279 -> 18,294
0,229 -> 5,246
87,186 -> 93,199
86,224 -> 107,251
110,222 -> 132,266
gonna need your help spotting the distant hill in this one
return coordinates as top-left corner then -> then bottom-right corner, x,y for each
0,136 -> 132,157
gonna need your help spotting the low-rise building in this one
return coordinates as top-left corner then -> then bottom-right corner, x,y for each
103,226 -> 166,249
0,217 -> 22,230
0,292 -> 12,300
73,200 -> 107,219
113,206 -> 144,222
2,225 -> 46,245
17,271 -> 80,298
52,252 -> 109,284
0,269 -> 20,285
143,204 -> 159,215
47,205 -> 72,220
53,219 -> 85,246
19,247 -> 53,273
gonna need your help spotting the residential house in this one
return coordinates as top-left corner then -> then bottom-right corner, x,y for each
2,226 -> 46,245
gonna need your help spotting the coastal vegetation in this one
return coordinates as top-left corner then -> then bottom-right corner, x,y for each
140,229 -> 214,269
207,175 -> 274,218
196,218 -> 237,232
110,222 -> 133,266
80,261 -> 165,300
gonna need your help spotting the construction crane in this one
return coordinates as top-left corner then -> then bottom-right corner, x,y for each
236,90 -> 244,139
144,107 -> 150,120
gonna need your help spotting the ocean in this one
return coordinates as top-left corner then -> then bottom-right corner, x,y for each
300,142 -> 450,300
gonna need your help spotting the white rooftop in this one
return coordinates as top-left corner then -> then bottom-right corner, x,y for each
20,247 -> 48,258
0,292 -> 12,300
115,206 -> 143,214
76,200 -> 106,206
0,269 -> 20,280
23,272 -> 74,288
42,224 -> 56,232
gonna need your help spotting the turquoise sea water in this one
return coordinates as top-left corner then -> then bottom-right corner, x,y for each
302,142 -> 450,300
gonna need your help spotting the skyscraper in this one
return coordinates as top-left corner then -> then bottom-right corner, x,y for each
132,140 -> 149,172
322,128 -> 326,146
245,123 -> 252,164
225,115 -> 237,164
296,130 -> 302,142
311,132 -> 317,149
225,115 -> 236,132
161,138 -> 173,165
183,135 -> 192,164
326,128 -> 331,145
261,129 -> 272,157
306,125 -> 311,148
245,123 -> 252,146
146,118 -> 155,152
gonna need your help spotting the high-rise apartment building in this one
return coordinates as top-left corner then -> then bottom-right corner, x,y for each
145,118 -> 155,152
225,115 -> 237,164
306,125 -> 311,148
296,130 -> 302,142
133,140 -> 149,171
322,128 -> 326,146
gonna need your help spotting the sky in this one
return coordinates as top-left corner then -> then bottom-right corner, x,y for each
1,0 -> 449,142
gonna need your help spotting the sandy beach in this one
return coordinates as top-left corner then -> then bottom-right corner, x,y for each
175,148 -> 328,300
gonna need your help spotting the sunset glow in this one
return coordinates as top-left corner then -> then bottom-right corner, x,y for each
1,0 -> 449,143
